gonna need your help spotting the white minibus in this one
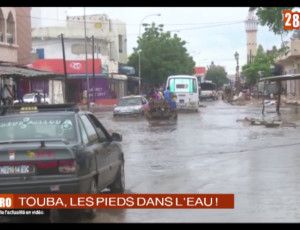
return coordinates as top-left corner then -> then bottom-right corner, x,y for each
166,75 -> 199,111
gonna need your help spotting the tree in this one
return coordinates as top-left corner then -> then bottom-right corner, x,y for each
205,63 -> 229,87
242,45 -> 276,85
249,7 -> 294,35
127,23 -> 195,87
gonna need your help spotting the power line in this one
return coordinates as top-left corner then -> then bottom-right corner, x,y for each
19,13 -> 245,35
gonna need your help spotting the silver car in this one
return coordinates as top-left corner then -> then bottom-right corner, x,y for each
113,95 -> 149,117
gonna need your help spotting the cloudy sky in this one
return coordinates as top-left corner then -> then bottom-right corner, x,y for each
32,7 -> 291,75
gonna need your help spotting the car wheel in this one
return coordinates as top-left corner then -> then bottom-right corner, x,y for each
85,178 -> 98,219
110,160 -> 125,193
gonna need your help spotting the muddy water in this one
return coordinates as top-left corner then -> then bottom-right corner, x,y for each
83,100 -> 300,222
6,100 -> 300,223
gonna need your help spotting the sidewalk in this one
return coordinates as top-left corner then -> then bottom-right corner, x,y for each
229,95 -> 300,107
79,103 -> 115,113
78,99 -> 118,112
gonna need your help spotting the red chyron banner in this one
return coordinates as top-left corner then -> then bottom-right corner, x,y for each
0,194 -> 234,209
29,59 -> 101,74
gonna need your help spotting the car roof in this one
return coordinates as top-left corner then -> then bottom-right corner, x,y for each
0,103 -> 81,117
167,75 -> 197,79
120,95 -> 143,99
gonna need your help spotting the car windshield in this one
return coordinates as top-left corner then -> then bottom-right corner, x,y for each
0,114 -> 76,142
200,83 -> 217,91
118,97 -> 141,106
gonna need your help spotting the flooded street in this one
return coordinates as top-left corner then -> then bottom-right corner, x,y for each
6,100 -> 300,223
82,100 -> 300,223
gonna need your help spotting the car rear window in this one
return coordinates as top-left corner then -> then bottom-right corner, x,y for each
0,114 -> 76,142
118,98 -> 141,106
200,83 -> 217,91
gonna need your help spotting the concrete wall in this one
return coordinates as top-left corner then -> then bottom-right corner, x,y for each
16,7 -> 32,65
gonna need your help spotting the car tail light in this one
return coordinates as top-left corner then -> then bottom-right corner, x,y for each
58,159 -> 77,174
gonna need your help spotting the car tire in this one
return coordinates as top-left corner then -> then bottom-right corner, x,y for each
110,160 -> 125,193
85,178 -> 98,219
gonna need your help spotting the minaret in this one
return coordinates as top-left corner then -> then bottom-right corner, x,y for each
245,11 -> 258,64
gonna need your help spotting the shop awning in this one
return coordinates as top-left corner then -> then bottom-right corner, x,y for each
259,74 -> 300,82
0,65 -> 63,79
258,73 -> 300,114
67,73 -> 109,79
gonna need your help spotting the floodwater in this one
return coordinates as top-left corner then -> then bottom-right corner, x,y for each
88,100 -> 300,223
6,100 -> 300,223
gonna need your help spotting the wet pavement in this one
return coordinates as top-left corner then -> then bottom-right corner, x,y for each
86,100 -> 300,223
6,100 -> 300,223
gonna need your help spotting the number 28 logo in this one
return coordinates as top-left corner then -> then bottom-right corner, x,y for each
284,10 -> 300,30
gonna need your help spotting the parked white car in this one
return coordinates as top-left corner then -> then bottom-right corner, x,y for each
14,93 -> 50,104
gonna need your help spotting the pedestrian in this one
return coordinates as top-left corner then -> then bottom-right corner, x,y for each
35,92 -> 42,103
1,84 -> 9,105
164,86 -> 171,102
158,90 -> 164,100
17,86 -> 24,103
153,90 -> 160,100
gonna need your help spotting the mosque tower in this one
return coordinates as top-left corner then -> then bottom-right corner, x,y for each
245,11 -> 258,64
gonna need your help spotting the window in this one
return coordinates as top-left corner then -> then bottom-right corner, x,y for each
87,114 -> 109,142
193,79 -> 197,93
80,115 -> 98,143
78,118 -> 89,145
6,11 -> 15,45
118,35 -> 123,53
0,115 -> 76,142
36,48 -> 45,59
142,97 -> 147,104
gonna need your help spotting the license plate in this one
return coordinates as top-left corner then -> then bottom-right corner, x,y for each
0,165 -> 35,175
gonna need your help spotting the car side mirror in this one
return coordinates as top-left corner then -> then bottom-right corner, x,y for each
111,132 -> 122,142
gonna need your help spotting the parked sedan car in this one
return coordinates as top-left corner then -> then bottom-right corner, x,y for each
14,92 -> 50,104
0,104 -> 124,220
113,95 -> 149,117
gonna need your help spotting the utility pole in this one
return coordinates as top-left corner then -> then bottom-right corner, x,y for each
84,7 -> 90,110
61,33 -> 68,103
92,35 -> 95,103
234,51 -> 241,95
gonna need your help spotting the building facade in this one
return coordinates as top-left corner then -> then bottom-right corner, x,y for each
31,11 -> 128,103
275,39 -> 300,97
31,13 -> 127,74
0,7 -> 32,65
0,7 -> 18,63
0,7 -> 35,105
